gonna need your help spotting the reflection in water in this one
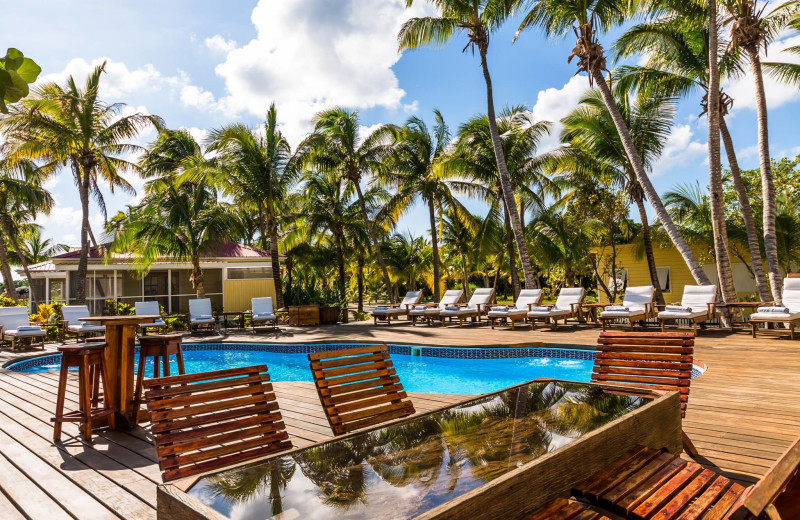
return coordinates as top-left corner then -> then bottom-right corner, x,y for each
189,381 -> 649,520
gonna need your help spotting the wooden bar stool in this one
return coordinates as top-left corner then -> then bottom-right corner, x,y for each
132,333 -> 185,420
52,342 -> 116,442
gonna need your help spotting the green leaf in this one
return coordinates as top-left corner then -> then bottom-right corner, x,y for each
2,69 -> 29,103
16,57 -> 41,83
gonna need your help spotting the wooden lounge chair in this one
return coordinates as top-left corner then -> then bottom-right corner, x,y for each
527,287 -> 585,330
371,291 -> 423,325
0,306 -> 46,350
143,365 -> 292,482
250,297 -> 278,330
135,301 -> 167,335
188,298 -> 216,333
750,278 -> 800,340
487,289 -> 543,330
408,289 -> 464,326
60,305 -> 105,342
599,285 -> 655,331
523,434 -> 800,520
439,287 -> 495,327
308,344 -> 415,435
593,331 -> 698,456
657,285 -> 719,334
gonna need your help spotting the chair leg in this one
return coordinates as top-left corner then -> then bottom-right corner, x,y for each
751,322 -> 757,338
80,356 -> 92,441
162,354 -> 170,377
791,323 -> 795,340
132,353 -> 148,422
53,361 -> 69,442
660,320 -> 666,332
98,353 -> 115,432
176,350 -> 186,375
682,430 -> 699,457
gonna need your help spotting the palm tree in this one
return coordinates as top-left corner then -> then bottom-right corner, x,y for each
0,160 -> 53,302
0,62 -> 160,303
108,129 -> 241,297
552,90 -> 680,305
384,232 -> 431,293
515,0 -> 713,286
441,210 -> 478,299
205,104 -> 296,308
724,0 -> 797,301
382,111 -> 470,301
20,228 -> 68,265
614,18 -> 772,302
448,106 -> 553,298
297,108 -> 396,303
399,0 -> 540,289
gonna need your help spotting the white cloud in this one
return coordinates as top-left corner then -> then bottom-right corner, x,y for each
37,57 -> 163,98
723,31 -> 800,112
403,100 -> 420,114
204,0 -> 435,144
204,35 -> 237,54
530,75 -> 591,152
651,123 -> 708,176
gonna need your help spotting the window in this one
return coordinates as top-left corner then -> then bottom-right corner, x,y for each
657,266 -> 672,293
49,280 -> 65,302
228,267 -> 272,280
609,269 -> 628,292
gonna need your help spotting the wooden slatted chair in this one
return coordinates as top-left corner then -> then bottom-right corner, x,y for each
143,365 -> 292,482
309,345 -> 415,435
524,434 -> 800,520
593,331 -> 697,456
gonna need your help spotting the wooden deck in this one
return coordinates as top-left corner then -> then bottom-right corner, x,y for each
1,319 -> 799,519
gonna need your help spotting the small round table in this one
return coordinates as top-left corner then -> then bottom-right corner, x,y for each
80,315 -> 159,429
581,303 -> 607,327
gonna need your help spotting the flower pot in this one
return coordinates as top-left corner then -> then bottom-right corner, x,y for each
319,306 -> 340,325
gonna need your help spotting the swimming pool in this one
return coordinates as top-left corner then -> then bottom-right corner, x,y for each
6,343 -> 603,394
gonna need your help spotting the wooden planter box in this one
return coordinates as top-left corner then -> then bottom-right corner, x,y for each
319,306 -> 340,325
287,305 -> 320,326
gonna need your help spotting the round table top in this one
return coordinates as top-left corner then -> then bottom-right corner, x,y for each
80,315 -> 160,325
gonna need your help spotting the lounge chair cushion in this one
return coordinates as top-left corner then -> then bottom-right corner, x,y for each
142,319 -> 167,328
750,311 -> 800,321
491,306 -> 509,312
658,309 -> 709,320
665,305 -> 693,313
371,306 -> 390,316
528,306 -> 552,313
757,306 -> 788,313
383,307 -> 410,316
600,309 -> 647,318
605,305 -> 629,312
5,325 -> 45,337
529,307 -> 571,317
488,308 -> 528,317
68,323 -> 106,333
440,307 -> 476,316
252,313 -> 277,321
191,316 -> 215,324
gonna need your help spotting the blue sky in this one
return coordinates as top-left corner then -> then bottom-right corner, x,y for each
4,0 -> 800,248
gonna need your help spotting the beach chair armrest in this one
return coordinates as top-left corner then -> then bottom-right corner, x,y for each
707,302 -> 716,318
570,302 -> 582,316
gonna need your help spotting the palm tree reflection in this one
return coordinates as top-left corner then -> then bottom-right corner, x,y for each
207,457 -> 296,517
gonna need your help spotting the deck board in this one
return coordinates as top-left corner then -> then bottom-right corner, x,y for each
1,320 -> 799,518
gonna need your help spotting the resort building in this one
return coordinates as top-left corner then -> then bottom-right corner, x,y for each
21,242 -> 279,314
595,243 -> 760,301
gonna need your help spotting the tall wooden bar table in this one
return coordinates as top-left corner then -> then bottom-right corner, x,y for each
80,314 -> 159,429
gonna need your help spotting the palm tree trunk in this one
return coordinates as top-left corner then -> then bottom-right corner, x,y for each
267,217 -> 285,309
357,255 -> 365,313
478,48 -> 536,288
591,70 -> 712,286
503,204 -> 521,299
353,181 -> 394,303
427,198 -> 441,301
334,232 -> 347,303
747,46 -> 782,301
634,195 -> 665,305
0,232 -> 18,301
461,253 -> 470,300
707,0 -> 737,326
720,115 -> 772,302
75,169 -> 92,304
191,255 -> 206,299
3,222 -> 36,303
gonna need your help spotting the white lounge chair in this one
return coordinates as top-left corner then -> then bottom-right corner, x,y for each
61,305 -> 105,342
372,291 -> 424,325
188,298 -> 216,333
599,285 -> 655,331
487,289 -> 543,330
135,301 -> 167,334
527,287 -> 585,330
749,278 -> 800,339
0,307 -> 45,350
408,289 -> 464,326
657,285 -> 718,334
250,297 -> 278,330
439,288 -> 495,327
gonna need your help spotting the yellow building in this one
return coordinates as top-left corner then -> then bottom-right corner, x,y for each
23,242 -> 279,314
594,243 -> 759,302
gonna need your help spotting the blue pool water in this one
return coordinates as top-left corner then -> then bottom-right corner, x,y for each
8,345 -> 595,394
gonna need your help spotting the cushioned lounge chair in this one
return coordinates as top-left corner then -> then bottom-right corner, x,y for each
250,297 -> 278,330
61,305 -> 105,342
135,301 -> 167,334
408,289 -> 463,326
0,306 -> 45,350
372,291 -> 423,325
750,278 -> 800,339
439,288 -> 495,327
599,285 -> 655,331
527,287 -> 585,330
487,289 -> 543,330
188,298 -> 216,333
657,285 -> 718,334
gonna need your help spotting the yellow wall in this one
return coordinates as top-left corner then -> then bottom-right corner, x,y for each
223,279 -> 277,312
595,244 -> 757,303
